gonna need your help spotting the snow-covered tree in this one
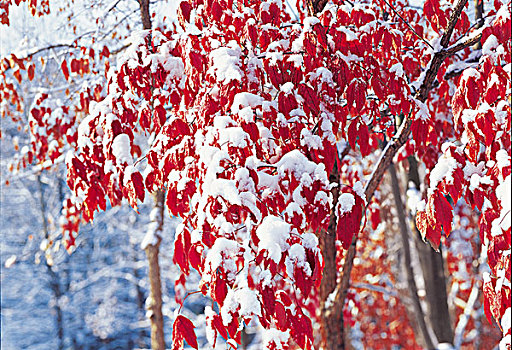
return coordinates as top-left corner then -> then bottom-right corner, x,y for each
1,0 -> 510,348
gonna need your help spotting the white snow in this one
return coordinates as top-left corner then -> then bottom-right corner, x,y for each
262,328 -> 290,349
208,42 -> 243,83
502,307 -> 511,334
500,334 -> 511,350
389,63 -> 405,78
303,17 -> 320,31
280,82 -> 294,94
407,186 -> 422,214
301,232 -> 319,250
482,34 -> 499,56
495,175 -> 511,234
428,152 -> 458,193
337,192 -> 355,215
141,225 -> 159,249
231,92 -> 264,114
204,237 -> 239,273
353,181 -> 366,203
300,128 -> 322,149
221,287 -> 261,325
111,134 -> 132,164
413,98 -> 431,121
285,243 -> 310,278
256,215 -> 290,263
496,150 -> 510,171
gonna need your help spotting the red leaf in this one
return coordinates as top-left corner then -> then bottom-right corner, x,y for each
434,192 -> 453,236
178,1 -> 192,24
466,77 -> 480,108
61,60 -> 70,80
346,79 -> 366,114
13,69 -> 22,83
173,315 -> 198,349
27,63 -> 35,81
212,314 -> 228,340
131,172 -> 145,203
214,277 -> 228,306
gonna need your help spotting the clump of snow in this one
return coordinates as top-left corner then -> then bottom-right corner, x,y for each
111,134 -> 132,164
301,232 -> 319,250
204,306 -> 217,346
141,225 -> 159,249
500,334 -> 511,350
77,113 -> 96,149
300,128 -> 322,149
428,153 -> 458,193
469,173 -> 492,191
496,150 -> 510,170
502,307 -> 511,334
303,17 -> 320,31
482,34 -> 499,56
204,238 -> 239,278
262,328 -> 290,349
285,243 -> 311,278
231,92 -> 264,114
276,150 -> 328,184
256,215 -> 290,263
495,175 -> 511,234
4,255 -> 17,268
414,98 -> 431,121
218,127 -> 249,148
280,82 -> 294,94
389,63 -> 405,78
325,289 -> 338,309
337,192 -> 355,215
353,181 -> 366,203
309,67 -> 334,85
407,185 -> 421,214
221,287 -> 261,325
208,42 -> 243,83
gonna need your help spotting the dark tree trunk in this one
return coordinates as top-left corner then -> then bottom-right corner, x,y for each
139,0 -> 151,30
389,163 -> 436,349
408,156 -> 454,344
319,164 -> 345,350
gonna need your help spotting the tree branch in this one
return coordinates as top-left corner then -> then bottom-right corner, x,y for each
389,163 -> 436,349
442,32 -> 483,57
381,0 -> 435,50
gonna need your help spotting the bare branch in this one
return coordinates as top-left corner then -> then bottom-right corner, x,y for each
381,0 -> 435,50
443,32 -> 483,56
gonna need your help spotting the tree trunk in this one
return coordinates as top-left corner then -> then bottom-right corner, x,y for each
319,164 -> 345,350
145,190 -> 166,350
139,0 -> 151,30
38,174 -> 65,350
389,163 -> 436,349
132,245 -> 148,347
408,156 -> 454,344
135,3 -> 166,349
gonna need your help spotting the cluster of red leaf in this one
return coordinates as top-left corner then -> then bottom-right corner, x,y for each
63,0 -> 511,346
416,5 -> 511,343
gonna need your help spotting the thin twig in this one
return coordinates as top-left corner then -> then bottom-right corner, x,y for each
381,0 -> 435,50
